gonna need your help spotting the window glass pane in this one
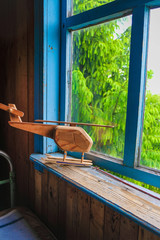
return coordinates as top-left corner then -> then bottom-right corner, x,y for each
72,0 -> 115,16
71,16 -> 132,158
141,8 -> 160,170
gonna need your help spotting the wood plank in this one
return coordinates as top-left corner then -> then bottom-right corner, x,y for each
35,170 -> 42,216
27,0 -> 34,162
138,226 -> 160,240
41,169 -> 48,223
46,154 -> 92,163
31,157 -> 160,239
66,184 -> 78,240
58,179 -> 67,240
47,172 -> 58,236
0,0 -> 34,208
90,197 -> 104,240
28,161 -> 35,210
42,159 -> 92,167
15,0 -> 29,206
119,215 -> 139,240
104,205 -> 121,240
77,190 -> 90,240
41,164 -> 160,230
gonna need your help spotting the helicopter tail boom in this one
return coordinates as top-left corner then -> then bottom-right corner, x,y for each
8,121 -> 57,139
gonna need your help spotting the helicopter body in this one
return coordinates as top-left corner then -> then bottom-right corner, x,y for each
0,103 -> 114,166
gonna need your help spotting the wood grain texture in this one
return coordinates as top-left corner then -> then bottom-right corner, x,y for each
54,126 -> 93,152
47,172 -> 58,236
8,104 -> 22,122
58,179 -> 67,240
77,190 -> 90,240
28,161 -> 35,210
0,103 -> 24,117
138,226 -> 160,240
104,205 -> 121,240
39,164 -> 160,230
0,0 -> 34,206
90,197 -> 104,240
66,184 -> 78,240
41,169 -> 48,223
119,215 -> 139,240
30,163 -> 160,240
9,122 -> 56,138
35,170 -> 42,216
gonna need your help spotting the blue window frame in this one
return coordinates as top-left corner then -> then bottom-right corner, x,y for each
34,0 -> 60,154
34,0 -> 160,188
60,0 -> 160,188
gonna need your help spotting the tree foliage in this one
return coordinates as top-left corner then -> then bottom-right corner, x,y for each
71,0 -> 160,170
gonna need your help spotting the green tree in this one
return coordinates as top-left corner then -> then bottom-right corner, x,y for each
141,90 -> 160,169
72,1 -> 131,158
71,0 -> 160,171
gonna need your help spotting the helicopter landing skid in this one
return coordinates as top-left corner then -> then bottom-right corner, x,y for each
42,152 -> 92,167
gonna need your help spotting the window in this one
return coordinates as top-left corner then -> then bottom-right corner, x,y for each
71,16 -> 132,159
141,8 -> 160,170
60,0 -> 160,188
71,0 -> 115,16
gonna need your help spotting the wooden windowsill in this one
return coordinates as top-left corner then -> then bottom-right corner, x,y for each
30,152 -> 160,237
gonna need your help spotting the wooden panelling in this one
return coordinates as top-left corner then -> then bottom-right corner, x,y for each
138,227 -> 160,240
35,170 -> 42,216
119,215 -> 139,240
104,205 -> 121,240
90,198 -> 104,240
41,169 -> 48,222
0,0 -> 34,206
28,161 -> 35,210
58,179 -> 67,240
77,190 -> 90,240
33,167 -> 160,240
47,172 -> 59,235
66,184 -> 78,240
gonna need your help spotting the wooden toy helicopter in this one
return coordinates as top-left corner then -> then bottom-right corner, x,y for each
0,103 -> 114,166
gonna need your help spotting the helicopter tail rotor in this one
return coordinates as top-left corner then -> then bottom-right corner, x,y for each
0,103 -> 24,122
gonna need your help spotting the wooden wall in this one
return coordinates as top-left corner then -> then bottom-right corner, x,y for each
30,163 -> 160,240
0,0 -> 34,206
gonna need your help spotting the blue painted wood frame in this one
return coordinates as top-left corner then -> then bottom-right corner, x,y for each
60,0 -> 67,122
43,0 -> 60,153
34,0 -> 43,153
123,6 -> 150,168
33,0 -> 160,187
60,0 -> 160,188
34,0 -> 60,153
65,0 -> 159,31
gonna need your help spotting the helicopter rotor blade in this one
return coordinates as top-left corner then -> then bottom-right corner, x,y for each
35,119 -> 114,128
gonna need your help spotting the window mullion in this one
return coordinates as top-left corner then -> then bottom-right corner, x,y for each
123,6 -> 150,168
60,0 -> 67,122
34,0 -> 44,153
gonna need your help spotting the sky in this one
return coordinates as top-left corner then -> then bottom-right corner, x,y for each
147,8 -> 160,95
118,9 -> 160,95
